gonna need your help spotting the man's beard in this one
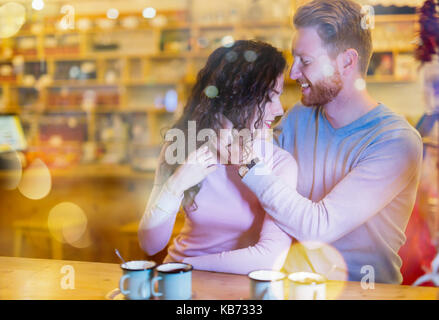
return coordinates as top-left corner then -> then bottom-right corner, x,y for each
301,72 -> 343,107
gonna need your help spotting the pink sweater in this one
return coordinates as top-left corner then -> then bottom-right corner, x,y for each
138,145 -> 296,275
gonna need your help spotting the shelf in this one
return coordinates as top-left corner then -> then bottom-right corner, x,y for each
373,47 -> 416,53
9,107 -> 173,114
48,163 -> 156,179
50,80 -> 116,87
365,75 -> 417,83
374,14 -> 418,23
10,80 -> 185,88
122,80 -> 183,86
193,20 -> 291,29
16,23 -> 191,38
6,52 -> 194,62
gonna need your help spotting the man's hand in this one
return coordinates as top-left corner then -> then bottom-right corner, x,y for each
228,128 -> 275,165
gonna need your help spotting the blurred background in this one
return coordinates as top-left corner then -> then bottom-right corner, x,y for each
0,0 -> 438,285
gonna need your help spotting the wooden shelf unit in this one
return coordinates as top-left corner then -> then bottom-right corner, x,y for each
0,6 -> 420,154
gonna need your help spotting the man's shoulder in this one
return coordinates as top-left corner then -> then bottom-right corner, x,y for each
361,105 -> 423,166
275,102 -> 317,139
283,102 -> 316,121
371,104 -> 422,145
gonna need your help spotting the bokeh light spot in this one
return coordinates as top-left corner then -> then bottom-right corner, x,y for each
197,37 -> 209,49
67,117 -> 78,128
322,63 -> 335,77
31,0 -> 44,11
69,66 -> 80,79
18,158 -> 51,200
225,51 -> 237,63
48,202 -> 89,247
0,2 -> 26,38
143,7 -> 156,19
204,85 -> 219,98
244,50 -> 257,62
48,135 -> 63,147
106,8 -> 119,20
221,35 -> 234,48
355,78 -> 366,91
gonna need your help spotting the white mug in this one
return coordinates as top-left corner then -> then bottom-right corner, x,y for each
288,272 -> 326,300
248,270 -> 286,300
119,260 -> 156,300
151,262 -> 193,300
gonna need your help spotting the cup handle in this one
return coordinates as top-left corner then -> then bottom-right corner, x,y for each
151,276 -> 163,297
261,287 -> 270,300
119,274 -> 130,296
262,286 -> 277,300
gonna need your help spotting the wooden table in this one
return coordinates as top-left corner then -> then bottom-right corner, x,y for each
0,256 -> 438,300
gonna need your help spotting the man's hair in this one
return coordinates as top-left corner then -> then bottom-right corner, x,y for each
293,0 -> 373,76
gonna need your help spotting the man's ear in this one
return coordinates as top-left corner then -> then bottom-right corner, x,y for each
337,48 -> 359,76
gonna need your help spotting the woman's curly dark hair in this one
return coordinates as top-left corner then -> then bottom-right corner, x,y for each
162,40 -> 286,209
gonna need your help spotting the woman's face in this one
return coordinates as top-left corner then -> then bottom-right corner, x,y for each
251,74 -> 285,130
215,74 -> 285,164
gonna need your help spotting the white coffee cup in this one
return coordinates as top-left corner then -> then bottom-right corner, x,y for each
288,272 -> 326,300
119,260 -> 156,300
248,270 -> 286,300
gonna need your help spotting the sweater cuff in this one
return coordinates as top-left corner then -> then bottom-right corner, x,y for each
155,182 -> 184,215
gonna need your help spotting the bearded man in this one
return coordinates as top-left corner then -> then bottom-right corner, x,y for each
236,0 -> 423,284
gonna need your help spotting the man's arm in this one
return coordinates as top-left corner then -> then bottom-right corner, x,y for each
242,130 -> 423,244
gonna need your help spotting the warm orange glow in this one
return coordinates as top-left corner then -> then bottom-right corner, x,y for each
47,202 -> 89,248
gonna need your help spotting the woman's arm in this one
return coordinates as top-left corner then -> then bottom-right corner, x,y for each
138,144 -> 218,255
138,142 -> 183,256
138,181 -> 184,256
182,214 -> 292,274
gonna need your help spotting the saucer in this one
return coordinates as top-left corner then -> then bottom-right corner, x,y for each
105,288 -> 196,300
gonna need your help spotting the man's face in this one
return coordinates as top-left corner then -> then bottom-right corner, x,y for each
290,27 -> 343,107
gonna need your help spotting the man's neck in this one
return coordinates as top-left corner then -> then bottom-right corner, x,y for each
323,88 -> 379,129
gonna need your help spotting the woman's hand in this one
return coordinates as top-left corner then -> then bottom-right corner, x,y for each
166,145 -> 218,196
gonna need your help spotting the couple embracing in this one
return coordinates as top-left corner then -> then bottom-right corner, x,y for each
138,0 -> 422,284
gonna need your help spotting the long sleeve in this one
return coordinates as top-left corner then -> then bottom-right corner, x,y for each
242,131 -> 423,244
138,182 -> 183,256
182,147 -> 297,275
182,214 -> 292,275
138,145 -> 184,256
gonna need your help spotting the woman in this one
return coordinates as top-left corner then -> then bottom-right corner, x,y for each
138,40 -> 298,275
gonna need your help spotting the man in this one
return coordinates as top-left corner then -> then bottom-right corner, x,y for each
237,0 -> 423,284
